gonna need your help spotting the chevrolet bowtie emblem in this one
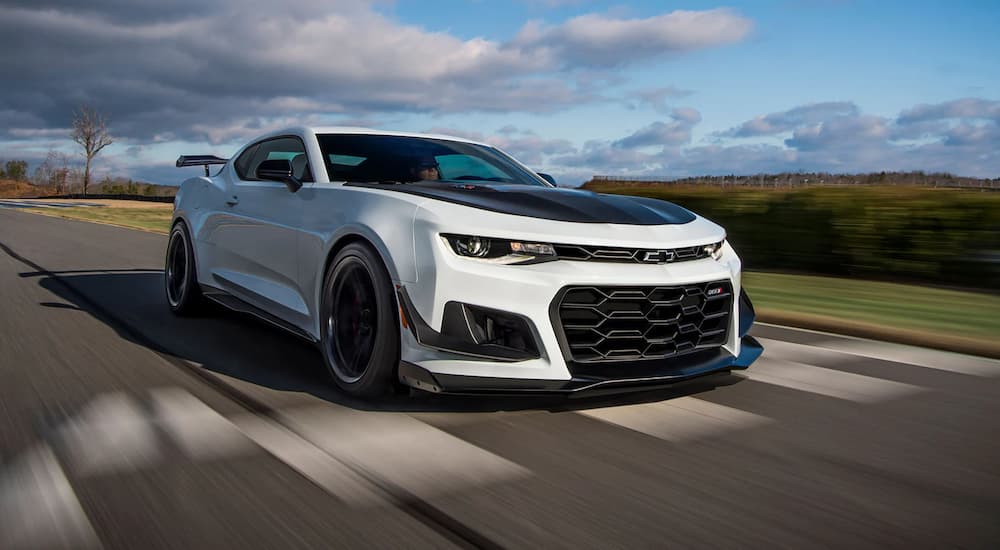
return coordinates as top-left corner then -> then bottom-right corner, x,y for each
643,250 -> 675,263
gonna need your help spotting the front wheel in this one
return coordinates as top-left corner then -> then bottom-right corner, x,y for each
320,243 -> 400,397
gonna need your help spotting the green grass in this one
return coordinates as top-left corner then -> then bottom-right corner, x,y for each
36,207 -> 173,234
744,271 -> 1000,341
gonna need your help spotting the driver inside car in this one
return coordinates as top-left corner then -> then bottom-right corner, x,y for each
409,157 -> 441,181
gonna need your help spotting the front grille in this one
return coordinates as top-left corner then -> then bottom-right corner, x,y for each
555,281 -> 732,363
552,244 -> 711,264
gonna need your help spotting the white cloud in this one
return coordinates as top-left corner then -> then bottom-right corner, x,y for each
898,98 -> 1000,124
0,3 -> 751,143
512,9 -> 752,67
8,128 -> 73,138
722,102 -> 860,137
528,98 -> 1000,183
613,108 -> 701,149
784,114 -> 890,151
624,85 -> 695,113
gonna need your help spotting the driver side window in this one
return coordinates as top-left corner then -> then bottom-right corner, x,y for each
242,137 -> 314,182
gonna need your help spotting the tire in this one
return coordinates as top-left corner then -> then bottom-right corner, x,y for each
165,220 -> 207,316
320,243 -> 400,397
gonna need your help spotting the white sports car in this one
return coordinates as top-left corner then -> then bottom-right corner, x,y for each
168,127 -> 762,397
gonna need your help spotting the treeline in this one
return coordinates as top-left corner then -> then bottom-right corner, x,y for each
0,154 -> 175,197
588,171 -> 999,190
583,182 -> 1000,290
93,177 -> 175,197
0,159 -> 29,181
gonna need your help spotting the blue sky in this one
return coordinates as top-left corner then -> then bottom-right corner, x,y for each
1,0 -> 997,185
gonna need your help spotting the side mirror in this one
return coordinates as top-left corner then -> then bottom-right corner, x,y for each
256,159 -> 302,192
537,172 -> 556,186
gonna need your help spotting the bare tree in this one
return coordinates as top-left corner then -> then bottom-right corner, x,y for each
33,150 -> 73,194
71,106 -> 113,196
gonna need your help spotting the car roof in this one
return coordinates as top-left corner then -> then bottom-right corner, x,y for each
260,126 -> 490,147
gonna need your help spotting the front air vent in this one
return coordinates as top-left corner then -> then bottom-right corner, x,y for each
554,281 -> 732,364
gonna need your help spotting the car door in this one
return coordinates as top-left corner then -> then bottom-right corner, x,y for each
209,136 -> 313,326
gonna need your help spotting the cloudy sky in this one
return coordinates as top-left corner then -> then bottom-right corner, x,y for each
1,0 -> 998,185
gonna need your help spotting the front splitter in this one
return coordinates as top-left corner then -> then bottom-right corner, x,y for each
398,335 -> 763,396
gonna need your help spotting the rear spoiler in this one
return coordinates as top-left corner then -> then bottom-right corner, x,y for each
176,155 -> 229,176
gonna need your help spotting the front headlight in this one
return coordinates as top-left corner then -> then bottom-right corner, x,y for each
442,234 -> 557,265
704,239 -> 726,261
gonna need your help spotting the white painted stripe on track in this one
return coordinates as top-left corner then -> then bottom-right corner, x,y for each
0,444 -> 102,549
150,388 -> 256,461
55,393 -> 162,476
230,414 -> 389,507
0,201 -> 74,209
579,396 -> 772,442
757,337 -> 848,363
758,322 -> 1000,375
0,200 -> 101,208
759,336 -> 1000,378
814,340 -> 1000,377
281,405 -> 530,498
747,356 -> 924,402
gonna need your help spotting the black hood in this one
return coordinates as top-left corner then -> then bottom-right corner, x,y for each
346,181 -> 696,225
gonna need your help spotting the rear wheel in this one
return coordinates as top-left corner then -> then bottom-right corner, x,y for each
320,243 -> 400,397
165,221 -> 207,316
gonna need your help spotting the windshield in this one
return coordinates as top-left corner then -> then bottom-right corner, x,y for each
317,134 -> 552,187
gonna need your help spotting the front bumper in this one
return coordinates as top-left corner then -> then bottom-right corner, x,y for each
396,235 -> 762,394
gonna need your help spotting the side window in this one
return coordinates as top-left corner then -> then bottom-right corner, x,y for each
234,144 -> 259,180
243,137 -> 313,182
327,154 -> 368,182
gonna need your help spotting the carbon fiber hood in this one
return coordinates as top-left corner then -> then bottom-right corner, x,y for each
346,181 -> 696,225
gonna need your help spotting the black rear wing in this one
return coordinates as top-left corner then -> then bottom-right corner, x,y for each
176,155 -> 229,176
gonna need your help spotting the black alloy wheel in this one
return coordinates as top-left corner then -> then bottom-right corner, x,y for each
320,243 -> 400,396
330,262 -> 378,381
165,221 -> 206,315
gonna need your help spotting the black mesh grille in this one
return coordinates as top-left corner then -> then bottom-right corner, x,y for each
552,244 -> 711,264
555,281 -> 732,363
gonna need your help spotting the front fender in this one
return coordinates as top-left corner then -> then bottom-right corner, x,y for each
296,186 -> 423,336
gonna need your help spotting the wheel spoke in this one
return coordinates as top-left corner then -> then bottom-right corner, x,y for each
349,338 -> 364,371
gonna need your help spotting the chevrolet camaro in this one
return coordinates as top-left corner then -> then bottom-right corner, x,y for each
167,127 -> 763,397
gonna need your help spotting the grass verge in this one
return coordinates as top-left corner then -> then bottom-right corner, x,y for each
17,203 -> 1000,357
29,206 -> 173,234
744,272 -> 1000,358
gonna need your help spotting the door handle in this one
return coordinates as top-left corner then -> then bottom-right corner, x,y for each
226,196 -> 239,206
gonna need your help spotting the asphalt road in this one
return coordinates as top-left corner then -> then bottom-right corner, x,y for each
1,207 -> 999,549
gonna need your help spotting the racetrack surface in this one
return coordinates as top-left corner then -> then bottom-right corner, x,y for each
1,208 -> 999,549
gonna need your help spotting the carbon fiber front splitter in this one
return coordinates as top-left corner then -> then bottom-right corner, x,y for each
398,335 -> 763,396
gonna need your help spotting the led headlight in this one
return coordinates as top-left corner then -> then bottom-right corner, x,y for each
703,239 -> 726,261
442,234 -> 557,265
455,236 -> 490,257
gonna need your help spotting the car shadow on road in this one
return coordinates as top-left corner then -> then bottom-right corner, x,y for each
30,271 -> 745,414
